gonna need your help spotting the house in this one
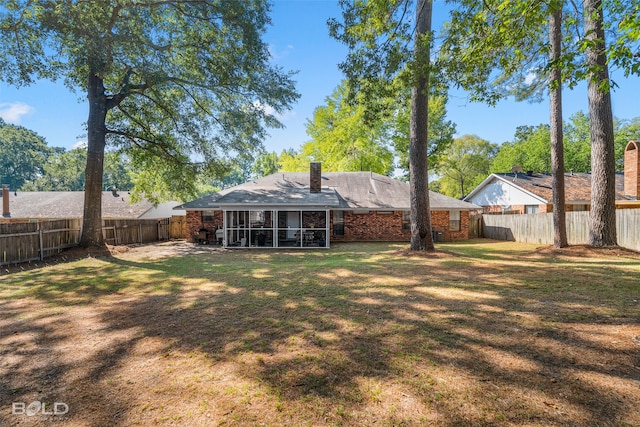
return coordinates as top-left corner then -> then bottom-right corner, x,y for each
0,189 -> 185,220
175,163 -> 479,248
463,140 -> 640,214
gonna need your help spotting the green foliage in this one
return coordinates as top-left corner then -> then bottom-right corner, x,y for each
22,147 -> 135,192
0,0 -> 300,201
328,0 -> 415,121
0,119 -> 53,190
490,123 -> 566,174
440,1 -> 639,101
278,149 -> 308,173
432,135 -> 497,198
392,92 -> 456,178
252,151 -> 281,178
563,111 -> 591,172
301,82 -> 394,175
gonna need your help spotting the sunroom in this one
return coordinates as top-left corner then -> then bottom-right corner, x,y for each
223,209 -> 330,248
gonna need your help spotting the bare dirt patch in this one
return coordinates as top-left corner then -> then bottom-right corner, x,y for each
534,243 -> 640,259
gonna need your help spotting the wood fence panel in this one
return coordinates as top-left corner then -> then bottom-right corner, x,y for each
482,209 -> 640,251
1,217 -> 170,266
169,216 -> 186,239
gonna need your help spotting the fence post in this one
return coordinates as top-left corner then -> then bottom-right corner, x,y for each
140,223 -> 143,244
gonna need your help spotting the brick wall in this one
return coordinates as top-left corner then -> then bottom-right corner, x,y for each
430,210 -> 469,241
186,210 -> 223,243
331,210 -> 410,242
331,210 -> 468,242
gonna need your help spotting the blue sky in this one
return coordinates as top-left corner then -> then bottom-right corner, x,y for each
0,0 -> 638,154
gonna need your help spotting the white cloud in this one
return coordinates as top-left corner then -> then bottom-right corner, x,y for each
0,102 -> 35,124
253,100 -> 296,122
72,140 -> 88,149
268,43 -> 294,61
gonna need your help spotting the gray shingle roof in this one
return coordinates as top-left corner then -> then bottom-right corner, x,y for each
177,172 -> 479,211
0,191 -> 176,219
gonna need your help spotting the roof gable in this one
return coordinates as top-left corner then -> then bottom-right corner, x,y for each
465,172 -> 626,206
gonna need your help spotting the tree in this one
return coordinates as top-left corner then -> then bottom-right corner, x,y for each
302,82 -> 394,175
252,151 -> 281,178
391,90 -> 456,179
491,125 -> 552,173
278,149 -> 308,173
0,1 -> 298,247
440,1 -> 569,247
0,119 -> 53,190
549,4 -> 568,247
584,0 -> 617,246
330,0 -> 436,250
23,147 -> 135,192
564,111 -> 592,172
432,135 -> 496,199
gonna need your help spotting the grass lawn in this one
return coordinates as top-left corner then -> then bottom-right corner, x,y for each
0,240 -> 639,426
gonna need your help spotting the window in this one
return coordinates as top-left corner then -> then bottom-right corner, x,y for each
333,211 -> 344,236
525,205 -> 540,214
449,210 -> 460,232
572,204 -> 587,212
202,211 -> 217,222
377,210 -> 394,215
402,211 -> 411,232
352,210 -> 370,215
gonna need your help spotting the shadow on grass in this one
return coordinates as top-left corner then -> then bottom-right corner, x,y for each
1,241 -> 638,426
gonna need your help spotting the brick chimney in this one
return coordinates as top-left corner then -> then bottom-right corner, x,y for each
624,140 -> 640,199
310,162 -> 321,193
2,184 -> 10,218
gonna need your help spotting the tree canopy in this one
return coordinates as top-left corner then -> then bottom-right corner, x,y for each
0,0 -> 299,246
432,134 -> 497,199
0,118 -> 53,190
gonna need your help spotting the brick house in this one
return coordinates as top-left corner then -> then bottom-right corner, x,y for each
463,140 -> 640,214
175,163 -> 479,248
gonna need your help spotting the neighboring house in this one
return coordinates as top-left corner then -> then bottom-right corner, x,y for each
0,190 -> 185,219
175,163 -> 479,248
464,140 -> 640,214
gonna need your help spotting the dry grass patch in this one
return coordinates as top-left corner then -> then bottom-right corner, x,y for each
0,240 -> 638,426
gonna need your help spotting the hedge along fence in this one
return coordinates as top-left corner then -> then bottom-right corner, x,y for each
0,218 -> 170,266
482,209 -> 640,251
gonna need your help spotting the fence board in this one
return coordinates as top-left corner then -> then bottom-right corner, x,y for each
483,209 -> 640,251
1,217 -> 169,266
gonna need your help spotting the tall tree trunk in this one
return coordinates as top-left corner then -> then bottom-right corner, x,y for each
409,0 -> 434,251
79,72 -> 108,248
549,6 -> 568,248
584,0 -> 617,247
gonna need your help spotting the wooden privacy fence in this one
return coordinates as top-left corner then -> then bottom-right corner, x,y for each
0,219 -> 82,265
483,209 -> 640,251
102,218 -> 169,246
1,218 -> 170,266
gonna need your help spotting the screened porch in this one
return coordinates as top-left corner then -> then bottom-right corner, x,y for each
223,209 -> 329,248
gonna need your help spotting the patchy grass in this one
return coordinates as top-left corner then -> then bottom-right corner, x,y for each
1,240 -> 639,426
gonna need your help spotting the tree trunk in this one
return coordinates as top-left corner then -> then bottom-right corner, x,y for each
584,0 -> 617,247
79,72 -> 108,248
549,6 -> 568,248
409,0 -> 434,251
